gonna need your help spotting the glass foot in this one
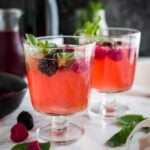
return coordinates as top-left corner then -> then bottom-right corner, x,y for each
37,123 -> 84,144
88,102 -> 129,118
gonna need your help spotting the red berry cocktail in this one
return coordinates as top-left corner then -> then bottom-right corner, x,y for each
90,28 -> 141,117
24,35 -> 95,143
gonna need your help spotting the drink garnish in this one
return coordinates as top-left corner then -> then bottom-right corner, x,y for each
25,34 -> 57,54
75,16 -> 101,36
25,34 -> 85,76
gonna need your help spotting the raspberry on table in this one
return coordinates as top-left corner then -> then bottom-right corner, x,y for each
17,111 -> 34,130
10,123 -> 29,143
27,141 -> 41,150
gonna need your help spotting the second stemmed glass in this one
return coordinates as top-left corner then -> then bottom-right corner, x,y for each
24,36 -> 95,144
89,28 -> 141,118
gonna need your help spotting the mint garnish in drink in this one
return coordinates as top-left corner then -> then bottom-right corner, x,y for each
25,33 -> 57,54
25,34 -> 84,76
75,16 -> 101,36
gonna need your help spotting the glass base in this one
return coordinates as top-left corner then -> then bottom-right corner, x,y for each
37,123 -> 84,144
88,102 -> 129,118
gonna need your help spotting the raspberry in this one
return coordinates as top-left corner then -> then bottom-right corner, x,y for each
27,141 -> 41,150
95,44 -> 107,59
71,58 -> 88,73
10,123 -> 29,142
108,49 -> 123,61
17,111 -> 34,130
64,45 -> 74,52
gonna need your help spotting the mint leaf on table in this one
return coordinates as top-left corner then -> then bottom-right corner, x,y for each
11,142 -> 50,150
106,114 -> 149,147
117,114 -> 145,126
40,142 -> 51,150
106,124 -> 135,147
11,143 -> 28,150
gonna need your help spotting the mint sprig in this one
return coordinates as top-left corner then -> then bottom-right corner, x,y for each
25,33 -> 57,54
25,34 -> 38,46
57,52 -> 74,59
106,114 -> 149,147
75,16 -> 101,36
11,142 -> 50,150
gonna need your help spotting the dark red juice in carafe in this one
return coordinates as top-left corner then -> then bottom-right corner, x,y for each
0,9 -> 26,77
0,30 -> 26,77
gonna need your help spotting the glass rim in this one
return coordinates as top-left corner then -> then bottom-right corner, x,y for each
24,35 -> 94,49
95,27 -> 141,37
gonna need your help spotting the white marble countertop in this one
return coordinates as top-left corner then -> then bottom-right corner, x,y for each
0,57 -> 150,150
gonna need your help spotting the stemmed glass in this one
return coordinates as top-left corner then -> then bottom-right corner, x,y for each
89,28 -> 141,118
24,36 -> 95,143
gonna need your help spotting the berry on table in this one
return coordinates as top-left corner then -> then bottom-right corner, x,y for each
10,123 -> 29,142
17,111 -> 34,130
27,141 -> 41,150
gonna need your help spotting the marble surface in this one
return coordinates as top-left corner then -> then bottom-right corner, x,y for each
0,57 -> 150,150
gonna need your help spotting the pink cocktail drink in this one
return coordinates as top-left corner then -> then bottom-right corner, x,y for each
26,54 -> 91,115
92,41 -> 136,92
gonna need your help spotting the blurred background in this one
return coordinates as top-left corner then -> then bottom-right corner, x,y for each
0,0 -> 149,56
0,0 -> 149,55
0,0 -> 149,77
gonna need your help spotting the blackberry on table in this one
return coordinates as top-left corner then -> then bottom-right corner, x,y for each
17,111 -> 33,130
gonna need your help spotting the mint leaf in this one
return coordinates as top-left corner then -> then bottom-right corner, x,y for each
106,114 -> 148,147
75,16 -> 101,36
40,142 -> 51,150
117,114 -> 145,126
25,34 -> 38,45
56,52 -> 75,68
57,52 -> 74,59
11,143 -> 28,150
11,142 -> 51,150
25,33 -> 57,55
106,124 -> 135,147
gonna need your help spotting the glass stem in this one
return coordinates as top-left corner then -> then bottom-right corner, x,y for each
51,116 -> 69,133
100,93 -> 117,117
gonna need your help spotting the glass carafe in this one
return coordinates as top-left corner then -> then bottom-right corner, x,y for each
0,9 -> 26,77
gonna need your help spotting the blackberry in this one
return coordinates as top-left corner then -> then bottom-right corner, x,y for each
17,111 -> 33,130
38,59 -> 58,76
103,41 -> 112,47
116,41 -> 122,45
38,49 -> 62,76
